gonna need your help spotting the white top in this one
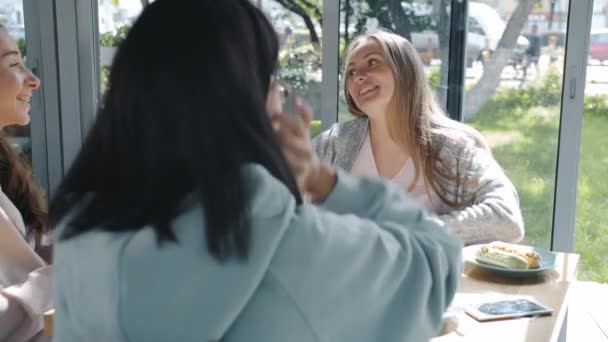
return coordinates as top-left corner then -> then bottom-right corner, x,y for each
0,185 -> 53,341
351,132 -> 442,213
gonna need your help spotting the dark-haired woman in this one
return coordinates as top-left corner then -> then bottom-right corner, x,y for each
51,1 -> 462,341
0,24 -> 52,341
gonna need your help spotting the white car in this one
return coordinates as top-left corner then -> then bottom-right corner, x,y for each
410,2 -> 529,67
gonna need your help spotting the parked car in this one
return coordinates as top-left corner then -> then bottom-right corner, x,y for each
589,28 -> 608,63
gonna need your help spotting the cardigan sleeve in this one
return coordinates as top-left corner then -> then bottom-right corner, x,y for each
0,199 -> 53,340
311,127 -> 334,164
437,144 -> 525,245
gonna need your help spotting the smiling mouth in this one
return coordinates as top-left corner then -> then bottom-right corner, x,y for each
16,95 -> 31,104
359,85 -> 378,97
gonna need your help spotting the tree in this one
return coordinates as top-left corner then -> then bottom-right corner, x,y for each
463,0 -> 539,120
548,0 -> 557,30
349,0 -> 428,43
274,0 -> 323,51
388,0 -> 412,41
277,0 -> 538,121
342,0 -> 354,45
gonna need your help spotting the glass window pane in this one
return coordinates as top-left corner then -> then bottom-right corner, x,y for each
96,0 -> 323,135
338,0 -> 451,122
98,0 -> 149,94
255,0 -> 323,136
0,0 -> 32,162
575,0 -> 608,283
464,1 -> 570,249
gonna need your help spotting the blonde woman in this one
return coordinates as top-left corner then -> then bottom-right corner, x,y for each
0,24 -> 52,341
313,31 -> 524,245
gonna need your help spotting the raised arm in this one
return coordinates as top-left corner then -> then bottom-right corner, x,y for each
270,170 -> 462,341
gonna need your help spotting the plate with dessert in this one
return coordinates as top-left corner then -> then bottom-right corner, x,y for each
463,241 -> 557,277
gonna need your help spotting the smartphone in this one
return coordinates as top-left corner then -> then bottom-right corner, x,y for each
465,296 -> 553,322
282,84 -> 298,116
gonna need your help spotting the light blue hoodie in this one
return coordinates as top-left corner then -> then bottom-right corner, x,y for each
53,165 -> 462,342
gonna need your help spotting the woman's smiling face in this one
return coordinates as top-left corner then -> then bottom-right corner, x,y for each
0,28 -> 40,128
345,39 -> 395,119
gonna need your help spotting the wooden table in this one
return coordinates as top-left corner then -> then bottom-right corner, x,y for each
433,252 -> 579,342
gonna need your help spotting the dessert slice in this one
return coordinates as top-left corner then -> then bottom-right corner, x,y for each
490,244 -> 541,269
476,246 -> 529,269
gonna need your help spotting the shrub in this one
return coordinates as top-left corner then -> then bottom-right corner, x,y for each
99,25 -> 130,48
100,65 -> 111,89
310,120 -> 321,137
536,67 -> 562,106
427,69 -> 440,89
17,38 -> 26,57
485,67 -> 564,111
583,95 -> 608,118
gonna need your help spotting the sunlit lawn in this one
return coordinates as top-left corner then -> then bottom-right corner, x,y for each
469,98 -> 608,283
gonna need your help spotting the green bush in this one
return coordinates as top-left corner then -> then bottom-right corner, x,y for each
310,120 -> 321,137
99,25 -> 130,47
537,67 -> 562,106
427,69 -> 440,89
17,38 -> 26,57
485,67 -> 564,111
100,65 -> 111,88
583,95 -> 608,118
486,68 -> 608,118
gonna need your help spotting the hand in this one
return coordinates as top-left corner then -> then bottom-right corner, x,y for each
272,98 -> 317,192
0,293 -> 27,339
272,98 -> 336,202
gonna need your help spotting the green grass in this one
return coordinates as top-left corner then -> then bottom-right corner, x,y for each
573,115 -> 608,282
469,97 -> 608,283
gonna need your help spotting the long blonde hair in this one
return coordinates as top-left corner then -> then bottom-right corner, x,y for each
343,30 -> 489,208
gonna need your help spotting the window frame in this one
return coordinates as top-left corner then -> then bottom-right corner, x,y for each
40,0 -> 593,258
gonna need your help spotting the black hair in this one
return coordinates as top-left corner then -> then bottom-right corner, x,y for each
49,0 -> 301,261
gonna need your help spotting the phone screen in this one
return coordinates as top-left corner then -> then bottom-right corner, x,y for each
477,299 -> 546,315
465,297 -> 553,321
282,86 -> 297,116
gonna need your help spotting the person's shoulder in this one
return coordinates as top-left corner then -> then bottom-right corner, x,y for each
314,116 -> 367,141
432,124 -> 500,179
433,123 -> 487,157
241,164 -> 298,216
0,185 -> 27,238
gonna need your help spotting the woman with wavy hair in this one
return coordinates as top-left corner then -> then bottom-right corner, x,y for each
0,24 -> 52,341
313,30 -> 524,245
